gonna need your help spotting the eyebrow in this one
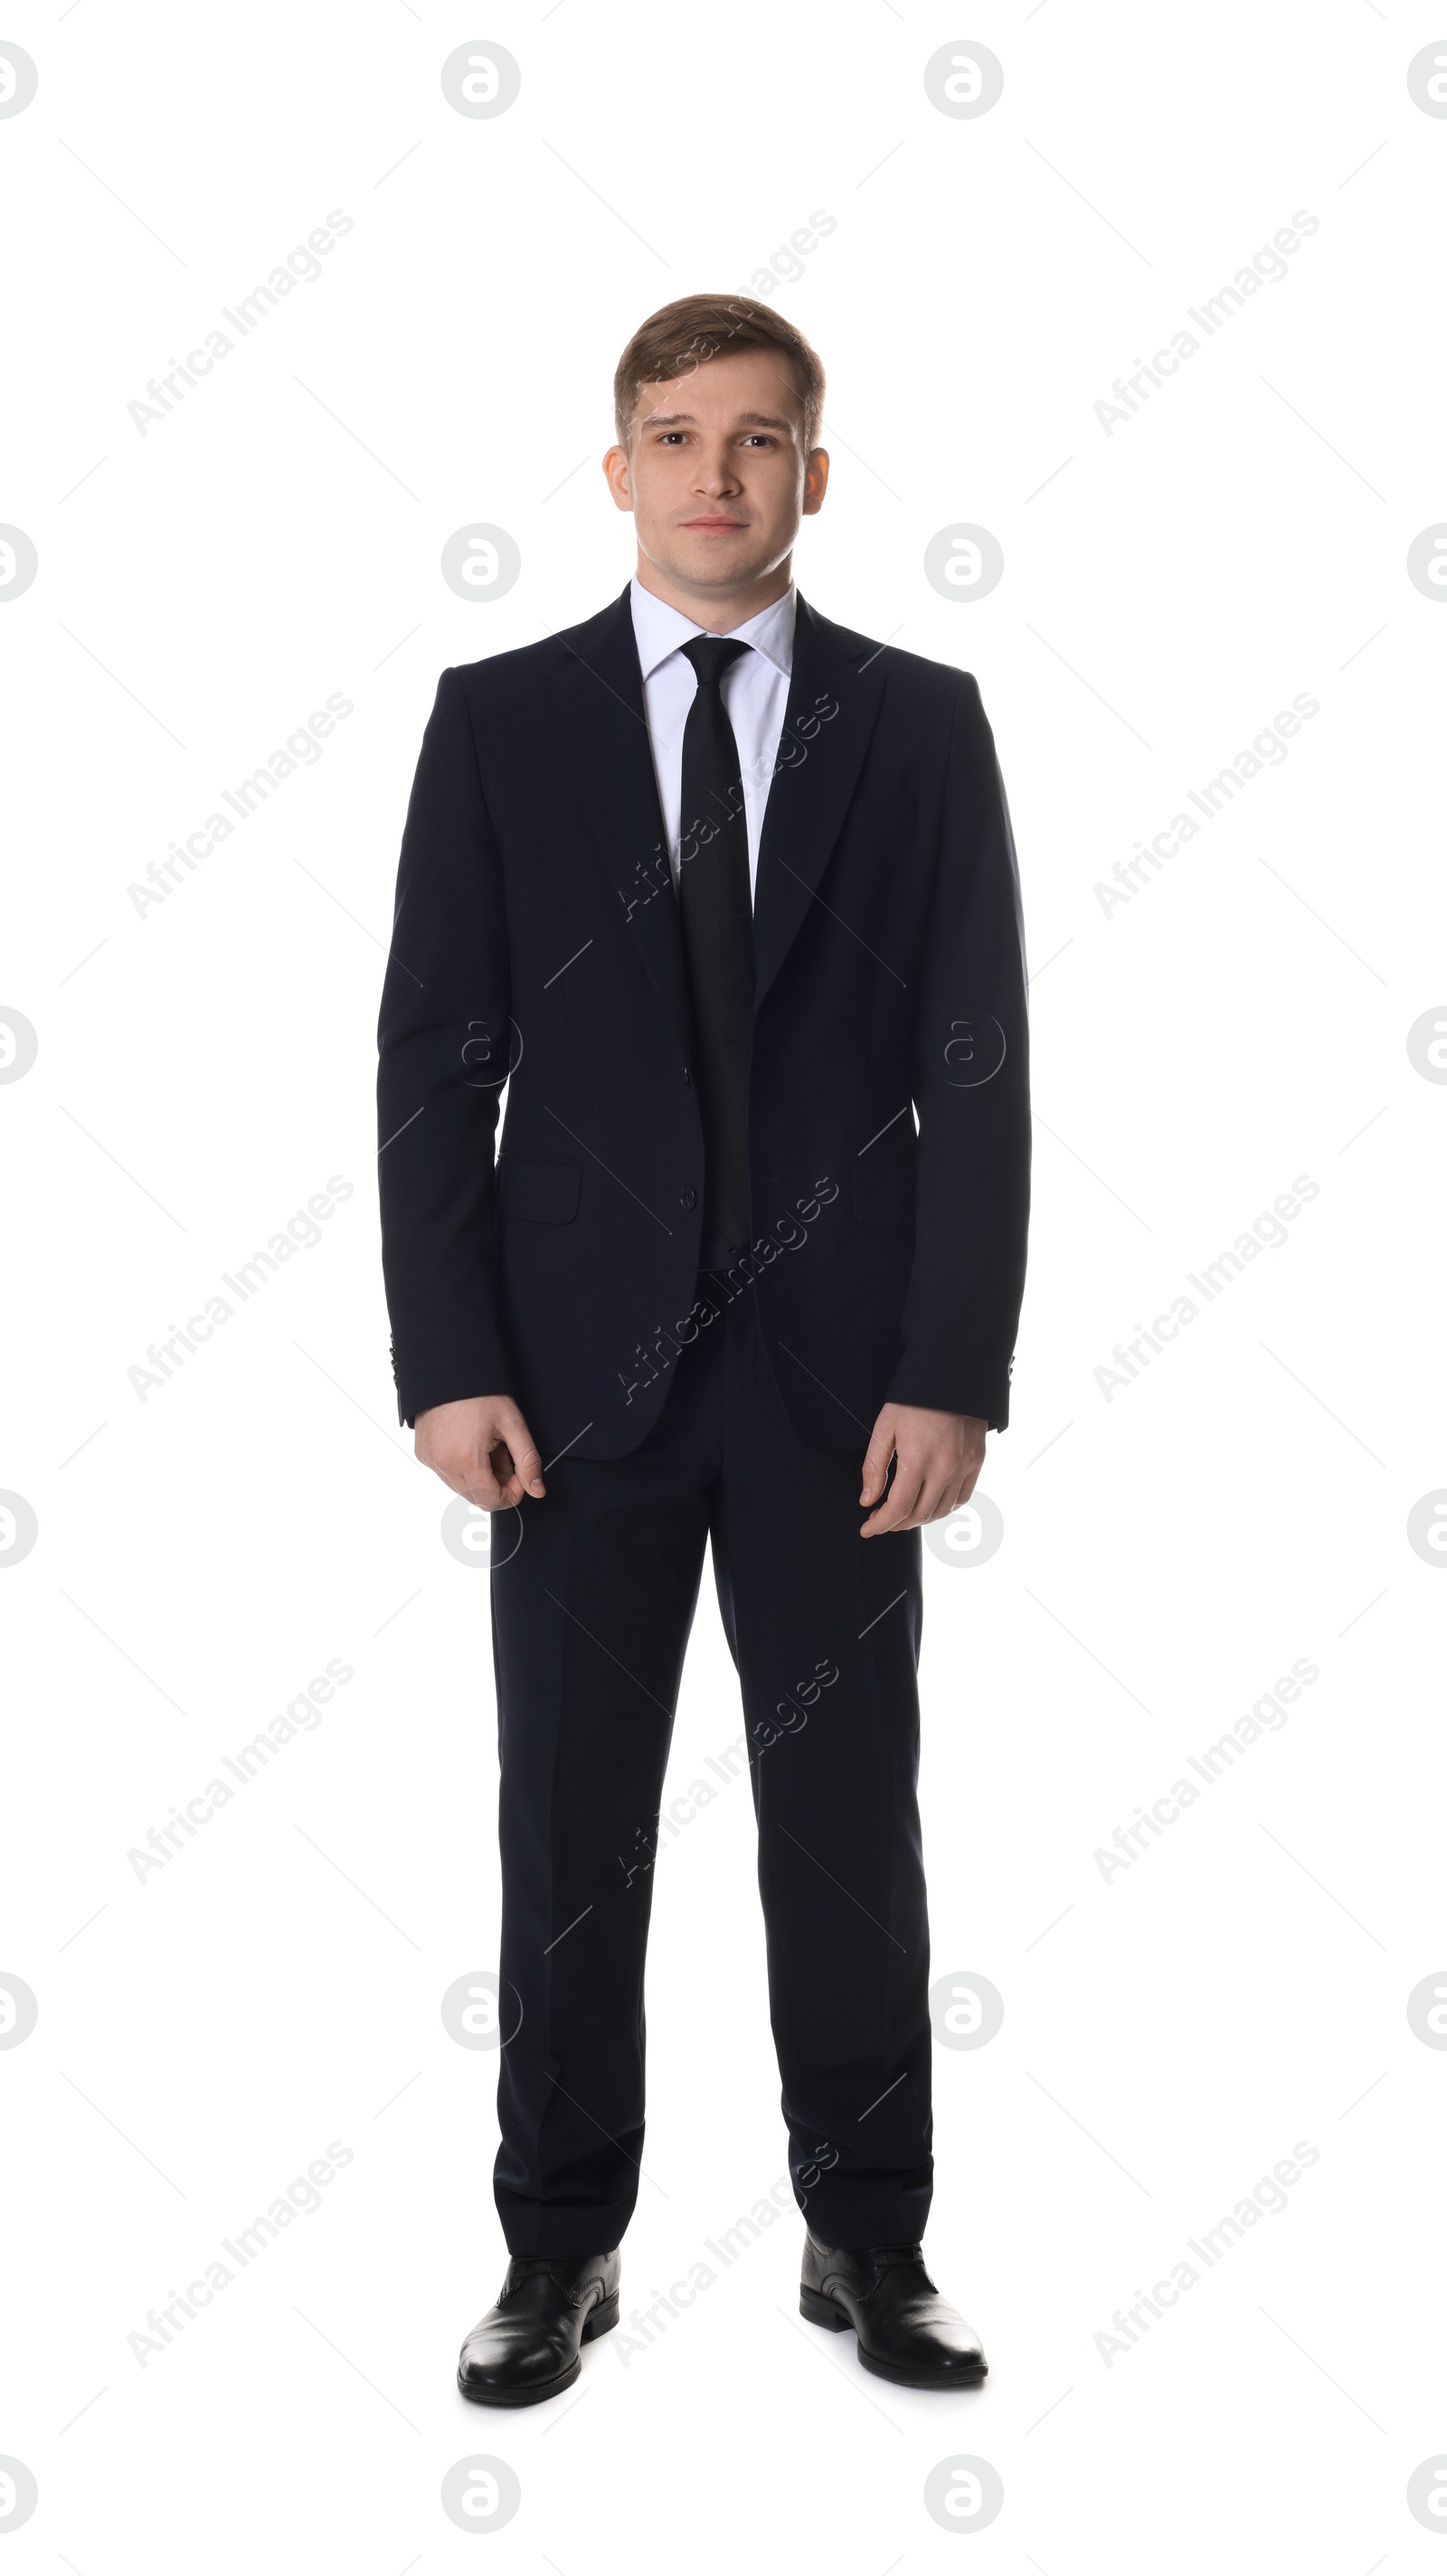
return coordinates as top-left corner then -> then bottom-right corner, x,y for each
639,409 -> 797,434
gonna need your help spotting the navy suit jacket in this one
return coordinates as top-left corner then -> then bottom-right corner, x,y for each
377,585 -> 1030,1459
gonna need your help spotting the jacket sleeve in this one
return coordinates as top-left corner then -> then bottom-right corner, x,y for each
884,674 -> 1031,1430
376,666 -> 515,1426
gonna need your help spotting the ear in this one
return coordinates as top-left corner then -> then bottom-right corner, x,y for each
801,448 -> 830,516
602,443 -> 635,514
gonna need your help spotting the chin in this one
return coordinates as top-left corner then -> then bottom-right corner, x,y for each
671,545 -> 766,590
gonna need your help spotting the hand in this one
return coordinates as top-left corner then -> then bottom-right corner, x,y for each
414,1395 -> 545,1508
859,1402 -> 986,1537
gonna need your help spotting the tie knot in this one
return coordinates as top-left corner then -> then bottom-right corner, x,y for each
682,634 -> 751,690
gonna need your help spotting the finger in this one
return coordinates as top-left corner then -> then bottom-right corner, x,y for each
466,1442 -> 521,1509
496,1415 -> 546,1498
859,1422 -> 897,1506
908,1475 -> 956,1530
863,1466 -> 926,1536
888,1483 -> 934,1532
509,1441 -> 546,1500
487,1442 -> 526,1508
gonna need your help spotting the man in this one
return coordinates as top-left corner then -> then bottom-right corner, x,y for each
376,295 -> 1030,2402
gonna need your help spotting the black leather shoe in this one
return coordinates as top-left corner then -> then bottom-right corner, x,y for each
458,2251 -> 620,2406
799,2232 -> 987,2388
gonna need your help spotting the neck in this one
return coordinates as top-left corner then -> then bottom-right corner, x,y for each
633,556 -> 793,632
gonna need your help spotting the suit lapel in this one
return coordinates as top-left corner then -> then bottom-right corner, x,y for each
752,594 -> 889,1013
553,586 -> 889,1050
553,586 -> 693,1062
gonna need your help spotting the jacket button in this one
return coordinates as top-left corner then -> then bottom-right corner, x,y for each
682,1064 -> 692,1084
679,1186 -> 697,1210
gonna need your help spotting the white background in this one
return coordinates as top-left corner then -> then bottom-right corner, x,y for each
3,3 -> 1446,2568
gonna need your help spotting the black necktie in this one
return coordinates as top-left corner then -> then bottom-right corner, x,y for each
677,635 -> 753,1264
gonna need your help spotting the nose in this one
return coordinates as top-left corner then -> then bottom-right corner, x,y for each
694,446 -> 742,496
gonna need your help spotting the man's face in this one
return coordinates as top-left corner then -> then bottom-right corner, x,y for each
604,344 -> 828,602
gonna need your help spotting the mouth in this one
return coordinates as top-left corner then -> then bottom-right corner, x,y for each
680,516 -> 751,533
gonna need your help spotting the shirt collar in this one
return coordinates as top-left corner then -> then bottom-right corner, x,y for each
629,575 -> 796,684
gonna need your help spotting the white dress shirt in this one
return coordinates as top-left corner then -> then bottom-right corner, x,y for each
629,576 -> 795,903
